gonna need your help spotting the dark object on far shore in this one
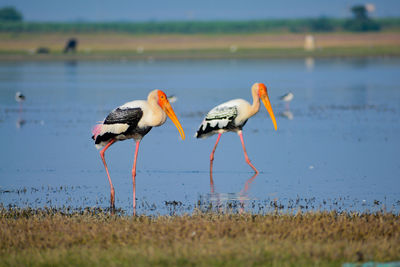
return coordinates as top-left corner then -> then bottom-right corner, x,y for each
36,47 -> 50,54
344,5 -> 381,32
0,6 -> 23,22
64,38 -> 78,53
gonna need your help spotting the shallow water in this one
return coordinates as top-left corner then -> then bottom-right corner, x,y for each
1,58 -> 399,215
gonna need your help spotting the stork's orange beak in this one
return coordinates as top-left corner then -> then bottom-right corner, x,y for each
258,84 -> 278,131
158,92 -> 185,140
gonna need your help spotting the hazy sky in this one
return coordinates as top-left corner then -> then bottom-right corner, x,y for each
1,0 -> 399,22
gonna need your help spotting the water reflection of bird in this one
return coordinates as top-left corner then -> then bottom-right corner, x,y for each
209,173 -> 258,213
196,83 -> 277,174
281,110 -> 294,120
280,92 -> 294,110
16,118 -> 26,129
92,90 -> 185,214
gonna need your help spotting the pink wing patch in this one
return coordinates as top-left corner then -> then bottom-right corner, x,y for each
91,124 -> 103,140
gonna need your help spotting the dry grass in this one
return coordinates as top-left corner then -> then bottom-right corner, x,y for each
0,32 -> 400,60
1,207 -> 399,266
1,32 -> 400,50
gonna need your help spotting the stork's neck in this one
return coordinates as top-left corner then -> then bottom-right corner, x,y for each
147,91 -> 167,126
250,87 -> 261,116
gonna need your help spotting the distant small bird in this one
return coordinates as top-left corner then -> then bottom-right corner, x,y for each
280,92 -> 294,102
168,95 -> 178,103
92,89 -> 185,214
15,92 -> 25,112
195,83 -> 277,175
63,38 -> 78,53
280,92 -> 294,110
15,92 -> 25,103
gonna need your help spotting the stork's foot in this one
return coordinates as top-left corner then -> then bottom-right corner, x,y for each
109,205 -> 116,215
243,155 -> 259,174
209,168 -> 215,194
110,188 -> 115,210
248,163 -> 259,175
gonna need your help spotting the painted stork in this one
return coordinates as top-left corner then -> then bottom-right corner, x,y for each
195,83 -> 277,175
92,89 -> 185,213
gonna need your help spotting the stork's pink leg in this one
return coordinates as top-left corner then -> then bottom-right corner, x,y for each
100,139 -> 116,209
132,140 -> 141,216
209,133 -> 222,190
237,130 -> 259,174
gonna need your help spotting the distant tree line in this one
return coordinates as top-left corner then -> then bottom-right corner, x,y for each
343,5 -> 381,31
1,18 -> 399,34
0,6 -> 22,22
0,5 -> 399,34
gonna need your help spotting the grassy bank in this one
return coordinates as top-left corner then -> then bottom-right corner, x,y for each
0,32 -> 400,60
1,208 -> 399,266
1,47 -> 400,62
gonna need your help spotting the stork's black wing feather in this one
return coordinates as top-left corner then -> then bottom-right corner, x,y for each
104,107 -> 143,126
94,107 -> 147,145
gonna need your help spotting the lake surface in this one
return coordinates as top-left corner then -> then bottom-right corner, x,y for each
1,57 -> 399,215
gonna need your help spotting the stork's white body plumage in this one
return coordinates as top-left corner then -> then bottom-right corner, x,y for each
120,100 -> 167,128
196,99 -> 253,138
196,83 -> 277,175
92,89 -> 185,214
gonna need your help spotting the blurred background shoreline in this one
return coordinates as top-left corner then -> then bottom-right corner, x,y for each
0,3 -> 400,60
1,32 -> 399,61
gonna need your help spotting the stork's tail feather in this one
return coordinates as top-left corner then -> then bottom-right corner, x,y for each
195,121 -> 220,139
91,124 -> 103,140
195,127 -> 206,139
